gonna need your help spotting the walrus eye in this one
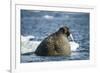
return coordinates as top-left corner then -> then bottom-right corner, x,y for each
59,27 -> 64,33
59,27 -> 67,34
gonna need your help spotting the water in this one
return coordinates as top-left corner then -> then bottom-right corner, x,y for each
21,10 -> 90,63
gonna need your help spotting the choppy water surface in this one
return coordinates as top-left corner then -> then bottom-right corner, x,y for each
21,10 -> 90,63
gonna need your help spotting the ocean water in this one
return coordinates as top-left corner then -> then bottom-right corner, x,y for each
21,10 -> 90,63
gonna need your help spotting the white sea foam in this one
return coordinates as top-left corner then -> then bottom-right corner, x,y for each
70,42 -> 79,51
43,15 -> 54,19
21,35 -> 40,54
21,35 -> 35,41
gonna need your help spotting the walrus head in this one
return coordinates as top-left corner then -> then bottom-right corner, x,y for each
58,26 -> 70,37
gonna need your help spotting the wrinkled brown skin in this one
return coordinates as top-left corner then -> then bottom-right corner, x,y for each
35,26 -> 71,56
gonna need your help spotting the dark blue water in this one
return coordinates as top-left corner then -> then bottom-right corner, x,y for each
21,10 -> 90,63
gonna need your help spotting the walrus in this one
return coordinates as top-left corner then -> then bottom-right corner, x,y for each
35,26 -> 71,56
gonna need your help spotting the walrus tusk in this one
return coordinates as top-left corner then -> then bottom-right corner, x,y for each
70,34 -> 74,42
